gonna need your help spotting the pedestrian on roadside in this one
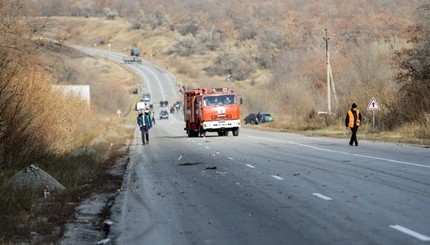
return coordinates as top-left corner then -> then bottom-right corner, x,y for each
137,109 -> 153,145
345,103 -> 362,146
152,111 -> 156,125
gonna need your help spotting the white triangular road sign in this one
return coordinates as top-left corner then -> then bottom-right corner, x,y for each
367,97 -> 380,110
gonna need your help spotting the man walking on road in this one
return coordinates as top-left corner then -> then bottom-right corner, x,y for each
345,103 -> 362,146
137,109 -> 153,145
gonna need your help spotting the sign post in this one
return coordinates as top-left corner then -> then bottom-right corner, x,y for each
366,97 -> 380,131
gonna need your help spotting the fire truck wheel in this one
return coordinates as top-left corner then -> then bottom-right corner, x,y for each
233,128 -> 239,136
186,123 -> 194,137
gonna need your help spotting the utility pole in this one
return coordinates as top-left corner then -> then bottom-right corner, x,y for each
323,29 -> 330,114
323,29 -> 337,115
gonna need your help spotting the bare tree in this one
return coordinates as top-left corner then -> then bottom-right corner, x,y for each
393,3 -> 430,127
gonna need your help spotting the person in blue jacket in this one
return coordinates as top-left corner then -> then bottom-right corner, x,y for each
137,109 -> 153,145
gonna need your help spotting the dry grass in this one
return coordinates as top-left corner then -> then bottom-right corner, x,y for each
0,15 -> 141,242
0,136 -> 131,243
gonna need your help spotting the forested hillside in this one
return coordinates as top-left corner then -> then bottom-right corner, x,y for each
28,0 -> 429,136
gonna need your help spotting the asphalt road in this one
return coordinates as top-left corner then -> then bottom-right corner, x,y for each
81,48 -> 430,245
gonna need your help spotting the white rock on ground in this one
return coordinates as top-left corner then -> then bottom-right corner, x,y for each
10,164 -> 66,194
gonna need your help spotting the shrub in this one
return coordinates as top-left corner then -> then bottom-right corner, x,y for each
207,44 -> 258,80
171,35 -> 203,56
104,8 -> 118,20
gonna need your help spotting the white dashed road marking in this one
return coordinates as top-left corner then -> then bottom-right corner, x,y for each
390,225 -> 430,241
271,175 -> 284,180
246,164 -> 256,169
228,157 -> 234,160
312,193 -> 333,201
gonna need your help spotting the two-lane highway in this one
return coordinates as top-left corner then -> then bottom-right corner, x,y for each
81,48 -> 430,245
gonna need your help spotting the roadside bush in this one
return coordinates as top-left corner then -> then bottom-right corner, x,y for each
177,18 -> 200,37
170,57 -> 200,79
147,7 -> 172,30
130,10 -> 147,30
171,35 -> 202,56
198,28 -> 222,51
256,27 -> 286,68
207,43 -> 258,80
104,8 -> 118,20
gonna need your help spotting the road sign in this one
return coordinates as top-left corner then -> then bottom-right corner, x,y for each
367,97 -> 380,110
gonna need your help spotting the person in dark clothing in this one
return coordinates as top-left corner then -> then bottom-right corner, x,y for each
345,103 -> 362,146
137,109 -> 153,145
256,112 -> 262,124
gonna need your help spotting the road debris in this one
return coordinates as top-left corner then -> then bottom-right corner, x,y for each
177,154 -> 183,161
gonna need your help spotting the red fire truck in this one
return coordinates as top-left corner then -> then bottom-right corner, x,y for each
184,88 -> 241,137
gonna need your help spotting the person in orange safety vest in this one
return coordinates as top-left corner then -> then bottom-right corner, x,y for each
345,103 -> 362,146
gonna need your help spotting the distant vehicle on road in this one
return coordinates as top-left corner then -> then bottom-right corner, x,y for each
159,110 -> 169,119
123,56 -> 142,64
131,47 -> 140,57
159,100 -> 169,107
123,47 -> 142,64
173,101 -> 182,110
143,93 -> 151,102
136,102 -> 147,111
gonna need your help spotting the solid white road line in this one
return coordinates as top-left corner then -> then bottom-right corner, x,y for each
312,193 -> 333,201
390,225 -> 430,241
271,175 -> 284,180
246,135 -> 430,169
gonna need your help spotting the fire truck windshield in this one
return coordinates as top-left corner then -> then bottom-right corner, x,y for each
204,95 -> 236,106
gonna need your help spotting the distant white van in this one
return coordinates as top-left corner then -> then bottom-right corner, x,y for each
143,93 -> 151,102
136,102 -> 147,111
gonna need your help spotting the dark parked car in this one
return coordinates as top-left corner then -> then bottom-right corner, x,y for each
159,110 -> 169,119
244,113 -> 259,124
244,112 -> 274,124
